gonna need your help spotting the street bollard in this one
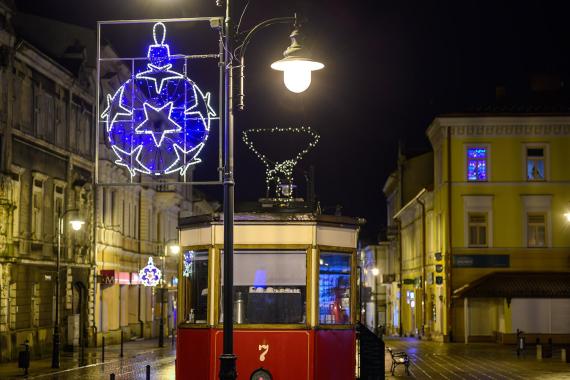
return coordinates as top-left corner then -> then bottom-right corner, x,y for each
120,331 -> 124,358
536,338 -> 542,360
516,329 -> 525,357
102,337 -> 105,363
146,364 -> 151,380
562,348 -> 567,363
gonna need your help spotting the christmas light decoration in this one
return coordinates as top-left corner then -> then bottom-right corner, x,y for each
183,251 -> 194,278
139,257 -> 162,287
242,126 -> 320,199
100,22 -> 215,177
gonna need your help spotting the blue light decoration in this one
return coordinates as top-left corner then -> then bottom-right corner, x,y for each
467,147 -> 487,181
100,22 -> 215,177
140,257 -> 162,287
183,251 -> 194,278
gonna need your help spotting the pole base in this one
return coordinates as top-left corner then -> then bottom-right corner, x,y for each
51,328 -> 60,368
219,354 -> 237,380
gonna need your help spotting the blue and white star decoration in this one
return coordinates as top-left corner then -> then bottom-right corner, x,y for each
139,257 -> 161,287
182,251 -> 194,278
100,22 -> 215,177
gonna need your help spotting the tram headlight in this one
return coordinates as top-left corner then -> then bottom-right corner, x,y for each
250,368 -> 272,380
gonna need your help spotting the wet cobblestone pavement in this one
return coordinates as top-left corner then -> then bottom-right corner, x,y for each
385,337 -> 570,379
0,338 -> 175,380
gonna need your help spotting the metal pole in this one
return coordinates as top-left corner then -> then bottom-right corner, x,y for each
159,248 -> 165,347
51,215 -> 62,368
219,0 -> 236,378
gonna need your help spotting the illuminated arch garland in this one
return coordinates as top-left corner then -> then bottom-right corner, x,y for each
100,22 -> 215,177
242,126 -> 320,199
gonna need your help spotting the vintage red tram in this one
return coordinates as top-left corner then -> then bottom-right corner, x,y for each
175,212 -> 361,379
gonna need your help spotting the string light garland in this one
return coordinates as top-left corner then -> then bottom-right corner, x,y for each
139,257 -> 162,287
100,22 -> 215,177
242,126 -> 320,199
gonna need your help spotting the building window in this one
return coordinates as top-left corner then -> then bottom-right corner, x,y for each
526,147 -> 545,181
32,178 -> 45,241
527,213 -> 546,247
468,212 -> 487,247
53,184 -> 64,237
467,147 -> 488,181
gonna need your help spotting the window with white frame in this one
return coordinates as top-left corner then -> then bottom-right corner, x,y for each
53,182 -> 65,237
466,146 -> 488,181
468,212 -> 488,247
527,213 -> 546,247
31,176 -> 45,241
526,146 -> 545,181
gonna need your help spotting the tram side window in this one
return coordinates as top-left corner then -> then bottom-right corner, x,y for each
182,250 -> 208,324
319,252 -> 351,325
221,250 -> 306,324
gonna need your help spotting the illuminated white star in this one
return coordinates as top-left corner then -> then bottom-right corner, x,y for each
135,63 -> 184,94
100,86 -> 133,132
185,85 -> 216,131
135,102 -> 182,148
164,143 -> 205,176
111,144 -> 151,177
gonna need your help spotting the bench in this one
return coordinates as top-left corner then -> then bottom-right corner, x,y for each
387,347 -> 410,376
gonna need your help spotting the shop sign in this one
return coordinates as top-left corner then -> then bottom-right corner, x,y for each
452,254 -> 509,268
100,270 -> 115,285
117,272 -> 131,285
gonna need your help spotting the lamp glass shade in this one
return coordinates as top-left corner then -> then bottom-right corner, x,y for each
169,245 -> 181,255
69,220 -> 85,231
565,212 -> 570,222
271,58 -> 324,93
371,267 -> 380,276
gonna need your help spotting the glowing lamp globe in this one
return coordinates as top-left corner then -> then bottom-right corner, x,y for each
565,212 -> 570,222
371,267 -> 380,276
271,57 -> 324,93
69,220 -> 85,231
169,245 -> 181,255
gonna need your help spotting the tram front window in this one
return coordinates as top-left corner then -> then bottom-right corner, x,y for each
181,250 -> 208,324
319,252 -> 352,325
221,250 -> 306,324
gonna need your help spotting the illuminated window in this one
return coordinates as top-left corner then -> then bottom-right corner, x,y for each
526,147 -> 545,181
467,147 -> 488,181
220,250 -> 306,325
468,212 -> 487,247
319,252 -> 351,325
181,250 -> 209,324
527,213 -> 546,247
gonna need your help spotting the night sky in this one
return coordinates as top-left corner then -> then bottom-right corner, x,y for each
13,0 -> 570,242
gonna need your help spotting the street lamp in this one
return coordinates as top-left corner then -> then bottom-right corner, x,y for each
52,208 -> 84,368
159,240 -> 179,347
219,3 -> 323,380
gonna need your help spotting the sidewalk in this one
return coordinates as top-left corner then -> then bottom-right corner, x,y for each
0,338 -> 176,379
384,337 -> 570,379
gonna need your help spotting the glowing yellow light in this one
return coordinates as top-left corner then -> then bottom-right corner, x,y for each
271,58 -> 324,93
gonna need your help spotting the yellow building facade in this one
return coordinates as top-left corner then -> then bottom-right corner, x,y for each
427,115 -> 570,343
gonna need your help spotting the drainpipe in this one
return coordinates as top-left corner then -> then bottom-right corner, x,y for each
397,218 -> 403,337
416,197 -> 427,338
137,191 -> 144,338
446,125 -> 453,341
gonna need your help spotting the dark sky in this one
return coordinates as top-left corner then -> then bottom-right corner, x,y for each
14,0 -> 570,242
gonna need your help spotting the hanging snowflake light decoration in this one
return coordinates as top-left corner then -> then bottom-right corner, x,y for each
242,126 -> 320,199
183,251 -> 194,278
139,257 -> 162,287
100,22 -> 215,177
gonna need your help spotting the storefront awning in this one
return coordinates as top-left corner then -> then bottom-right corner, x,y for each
453,272 -> 570,299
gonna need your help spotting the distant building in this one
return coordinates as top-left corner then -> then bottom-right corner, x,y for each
0,3 -> 95,361
0,5 -> 217,362
428,114 -> 570,343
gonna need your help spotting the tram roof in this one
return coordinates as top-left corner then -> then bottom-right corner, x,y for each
179,212 -> 365,230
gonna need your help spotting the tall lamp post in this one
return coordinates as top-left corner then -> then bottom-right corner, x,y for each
218,2 -> 323,379
52,209 -> 85,369
159,240 -> 180,348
